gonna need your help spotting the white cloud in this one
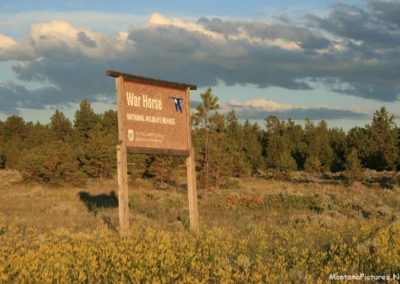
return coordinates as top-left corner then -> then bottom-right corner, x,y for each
29,21 -> 118,61
0,33 -> 35,61
0,34 -> 16,49
145,13 -> 224,40
223,98 -> 369,120
228,98 -> 296,111
1,2 -> 400,115
0,11 -> 143,37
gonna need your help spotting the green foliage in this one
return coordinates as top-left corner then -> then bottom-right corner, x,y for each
50,110 -> 73,142
365,107 -> 399,171
144,155 -> 185,186
74,99 -> 100,142
1,101 -> 400,186
76,124 -> 116,179
344,147 -> 363,182
18,141 -> 85,186
194,87 -> 220,189
304,155 -> 322,174
304,120 -> 333,172
242,120 -> 263,172
2,115 -> 26,141
264,116 -> 298,175
1,220 -> 400,283
1,115 -> 26,168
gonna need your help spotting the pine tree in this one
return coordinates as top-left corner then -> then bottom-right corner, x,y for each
50,110 -> 73,142
224,111 -> 249,177
0,120 -> 4,168
18,141 -> 85,186
73,100 -> 114,179
304,120 -> 333,172
24,122 -> 53,149
78,124 -> 116,179
344,147 -> 363,182
265,116 -> 297,174
285,119 -> 307,170
329,128 -> 347,172
242,120 -> 263,173
101,110 -> 118,139
74,99 -> 99,142
208,132 -> 233,188
365,107 -> 399,171
2,115 -> 26,141
2,115 -> 26,168
194,87 -> 219,189
0,120 -> 4,141
347,126 -> 369,167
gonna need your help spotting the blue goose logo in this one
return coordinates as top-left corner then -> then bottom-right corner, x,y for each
168,96 -> 183,113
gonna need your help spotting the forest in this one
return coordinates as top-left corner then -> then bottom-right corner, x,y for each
0,87 -> 398,187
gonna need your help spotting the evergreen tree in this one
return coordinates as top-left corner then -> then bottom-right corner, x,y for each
0,120 -> 4,140
74,100 -> 115,179
242,120 -> 263,173
347,126 -> 369,168
0,120 -> 5,168
285,119 -> 307,170
265,116 -> 297,174
50,110 -> 73,142
208,131 -> 235,188
344,147 -> 363,182
18,141 -> 85,186
74,99 -> 99,142
2,115 -> 26,168
365,107 -> 398,171
145,155 -> 185,186
78,123 -> 115,179
226,110 -> 242,144
2,115 -> 26,141
304,120 -> 333,172
329,128 -> 347,172
101,110 -> 118,139
224,111 -> 249,177
304,154 -> 322,174
23,122 -> 53,150
194,87 -> 219,189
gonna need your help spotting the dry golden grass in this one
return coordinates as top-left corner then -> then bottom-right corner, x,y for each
1,169 -> 400,234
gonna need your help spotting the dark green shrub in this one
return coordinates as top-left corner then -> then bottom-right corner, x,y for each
18,141 -> 86,186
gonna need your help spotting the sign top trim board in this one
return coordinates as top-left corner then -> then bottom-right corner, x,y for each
106,70 -> 197,91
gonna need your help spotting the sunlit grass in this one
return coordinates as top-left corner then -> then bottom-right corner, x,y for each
1,170 -> 400,282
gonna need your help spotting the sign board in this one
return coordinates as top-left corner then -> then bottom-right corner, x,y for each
106,70 -> 199,235
107,70 -> 196,156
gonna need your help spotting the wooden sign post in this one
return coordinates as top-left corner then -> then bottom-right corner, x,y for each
107,70 -> 199,235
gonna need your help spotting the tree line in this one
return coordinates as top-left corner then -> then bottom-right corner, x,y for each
0,88 -> 398,187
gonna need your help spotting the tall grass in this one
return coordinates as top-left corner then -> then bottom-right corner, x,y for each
1,170 -> 400,282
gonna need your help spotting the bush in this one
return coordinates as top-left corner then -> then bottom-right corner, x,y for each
1,222 -> 400,283
18,141 -> 86,186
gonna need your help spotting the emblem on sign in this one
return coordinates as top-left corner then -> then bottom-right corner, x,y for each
168,96 -> 184,113
128,129 -> 134,141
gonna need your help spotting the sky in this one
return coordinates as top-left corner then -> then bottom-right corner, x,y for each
0,0 -> 399,130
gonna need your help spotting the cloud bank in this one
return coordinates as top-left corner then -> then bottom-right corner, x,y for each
223,99 -> 369,121
0,0 -> 399,120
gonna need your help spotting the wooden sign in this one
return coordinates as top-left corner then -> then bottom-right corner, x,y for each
107,70 -> 199,235
107,70 -> 196,156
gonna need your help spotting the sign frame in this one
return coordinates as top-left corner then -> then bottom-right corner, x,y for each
107,70 -> 196,157
107,70 -> 199,235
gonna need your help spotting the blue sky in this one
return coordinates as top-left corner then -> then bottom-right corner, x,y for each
0,0 -> 399,130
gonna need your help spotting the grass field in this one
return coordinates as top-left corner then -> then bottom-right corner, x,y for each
1,170 -> 400,282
